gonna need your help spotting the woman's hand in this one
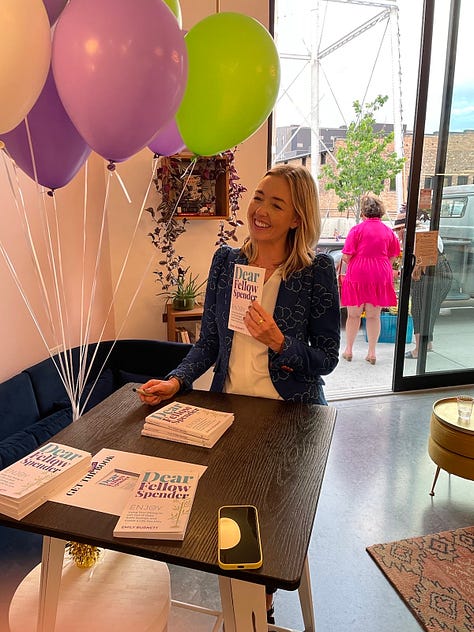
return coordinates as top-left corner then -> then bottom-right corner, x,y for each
135,377 -> 181,406
244,301 -> 285,353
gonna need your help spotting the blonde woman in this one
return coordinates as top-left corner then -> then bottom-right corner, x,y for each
138,164 -> 340,407
136,165 -> 341,625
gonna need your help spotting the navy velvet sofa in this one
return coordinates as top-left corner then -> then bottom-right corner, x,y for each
0,339 -> 192,470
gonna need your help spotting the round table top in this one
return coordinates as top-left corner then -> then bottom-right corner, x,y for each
432,397 -> 474,435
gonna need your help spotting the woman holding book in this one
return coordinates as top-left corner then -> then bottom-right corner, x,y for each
137,164 -> 340,624
138,164 -> 339,406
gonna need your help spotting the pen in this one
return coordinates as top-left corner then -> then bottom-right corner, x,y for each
132,387 -> 151,396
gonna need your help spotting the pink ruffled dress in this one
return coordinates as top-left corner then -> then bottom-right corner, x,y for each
340,218 -> 400,307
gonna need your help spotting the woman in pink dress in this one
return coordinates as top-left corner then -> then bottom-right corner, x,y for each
340,194 -> 400,364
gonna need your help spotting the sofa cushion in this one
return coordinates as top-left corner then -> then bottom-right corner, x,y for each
0,408 -> 74,470
0,373 -> 39,442
0,429 -> 40,470
25,357 -> 69,418
81,368 -> 116,412
117,370 -> 156,387
28,408 -> 74,445
25,343 -> 115,418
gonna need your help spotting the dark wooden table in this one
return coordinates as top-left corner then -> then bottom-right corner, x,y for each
0,386 -> 336,632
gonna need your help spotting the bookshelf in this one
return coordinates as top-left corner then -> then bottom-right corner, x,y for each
163,303 -> 203,343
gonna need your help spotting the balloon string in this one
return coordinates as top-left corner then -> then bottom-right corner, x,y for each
0,236 -> 77,411
76,158 -> 89,402
0,151 -> 82,412
0,151 -> 62,342
74,165 -> 111,402
165,157 -> 197,232
112,167 -> 132,203
78,155 -> 159,415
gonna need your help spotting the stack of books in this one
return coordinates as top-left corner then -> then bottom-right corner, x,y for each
113,467 -> 200,540
0,442 -> 92,520
141,401 -> 234,448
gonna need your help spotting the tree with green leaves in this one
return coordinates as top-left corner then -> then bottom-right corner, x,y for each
320,95 -> 405,223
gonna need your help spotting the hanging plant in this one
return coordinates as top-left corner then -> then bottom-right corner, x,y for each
146,148 -> 246,295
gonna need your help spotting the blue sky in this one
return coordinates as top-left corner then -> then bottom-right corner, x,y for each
275,0 -> 473,134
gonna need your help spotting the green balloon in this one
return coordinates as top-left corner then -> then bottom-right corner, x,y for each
176,12 -> 280,156
163,0 -> 182,28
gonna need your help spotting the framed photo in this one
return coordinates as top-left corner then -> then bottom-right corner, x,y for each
159,153 -> 230,219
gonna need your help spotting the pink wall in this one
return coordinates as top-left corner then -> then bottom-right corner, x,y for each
0,153 -> 113,381
0,0 -> 271,381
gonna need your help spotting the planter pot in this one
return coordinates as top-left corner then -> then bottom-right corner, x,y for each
363,313 -> 413,343
172,297 -> 195,311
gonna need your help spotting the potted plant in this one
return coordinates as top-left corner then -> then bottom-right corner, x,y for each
159,266 -> 207,311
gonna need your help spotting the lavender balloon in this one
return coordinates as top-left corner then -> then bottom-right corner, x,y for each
52,0 -> 188,163
0,68 -> 91,190
148,118 -> 186,156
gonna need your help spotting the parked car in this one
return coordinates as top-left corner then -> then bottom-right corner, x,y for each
439,185 -> 474,307
317,238 -> 344,265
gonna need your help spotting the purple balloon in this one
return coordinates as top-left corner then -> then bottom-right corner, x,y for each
52,0 -> 188,163
44,0 -> 68,25
148,118 -> 186,156
0,68 -> 91,190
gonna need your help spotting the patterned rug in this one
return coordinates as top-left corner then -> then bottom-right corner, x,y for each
367,526 -> 474,632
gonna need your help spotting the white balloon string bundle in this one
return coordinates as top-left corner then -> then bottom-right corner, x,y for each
1,145 -> 163,419
77,156 -> 160,415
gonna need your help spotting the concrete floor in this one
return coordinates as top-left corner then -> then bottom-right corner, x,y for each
2,386 -> 472,632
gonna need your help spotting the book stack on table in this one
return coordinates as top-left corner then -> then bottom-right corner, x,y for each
0,442 -> 91,520
141,400 -> 234,448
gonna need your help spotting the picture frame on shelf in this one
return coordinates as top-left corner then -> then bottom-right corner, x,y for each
159,153 -> 230,219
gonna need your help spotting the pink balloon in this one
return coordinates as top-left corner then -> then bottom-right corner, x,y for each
52,0 -> 188,163
1,68 -> 91,190
148,118 -> 186,156
43,0 -> 68,25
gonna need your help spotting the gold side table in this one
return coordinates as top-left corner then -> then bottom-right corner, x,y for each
428,397 -> 474,496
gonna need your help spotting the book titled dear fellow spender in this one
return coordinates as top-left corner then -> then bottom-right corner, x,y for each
113,469 -> 199,540
228,263 -> 264,335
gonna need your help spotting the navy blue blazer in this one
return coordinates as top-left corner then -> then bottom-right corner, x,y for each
168,246 -> 340,404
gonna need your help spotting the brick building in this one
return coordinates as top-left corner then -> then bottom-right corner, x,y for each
276,126 -> 474,235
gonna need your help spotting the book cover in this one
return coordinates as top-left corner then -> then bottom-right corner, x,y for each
0,442 -> 91,500
228,263 -> 264,335
145,401 -> 234,440
113,468 -> 199,540
51,448 -> 206,516
0,442 -> 91,520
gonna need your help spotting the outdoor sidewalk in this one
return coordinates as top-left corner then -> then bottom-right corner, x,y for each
324,326 -> 395,400
325,306 -> 473,401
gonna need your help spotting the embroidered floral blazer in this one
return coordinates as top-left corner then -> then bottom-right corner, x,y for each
167,246 -> 340,404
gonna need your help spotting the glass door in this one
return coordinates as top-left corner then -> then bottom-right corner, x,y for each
393,0 -> 474,390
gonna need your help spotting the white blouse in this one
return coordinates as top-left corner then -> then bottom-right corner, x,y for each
224,270 -> 283,400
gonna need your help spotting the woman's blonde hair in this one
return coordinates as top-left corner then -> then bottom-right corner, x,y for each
241,164 -> 321,278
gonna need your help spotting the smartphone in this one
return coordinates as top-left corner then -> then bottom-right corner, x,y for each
218,504 -> 263,570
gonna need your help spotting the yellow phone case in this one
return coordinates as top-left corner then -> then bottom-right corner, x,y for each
218,504 -> 263,570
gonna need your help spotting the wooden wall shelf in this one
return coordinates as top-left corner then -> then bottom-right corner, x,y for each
163,303 -> 203,342
160,153 -> 229,220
